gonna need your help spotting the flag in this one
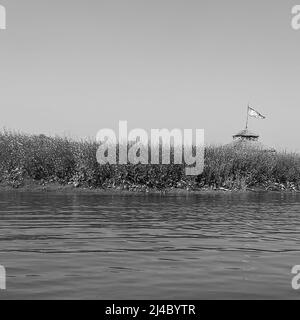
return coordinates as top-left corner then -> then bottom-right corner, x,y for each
248,106 -> 266,119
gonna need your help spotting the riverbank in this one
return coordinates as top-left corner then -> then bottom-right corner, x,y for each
0,179 -> 298,195
1,131 -> 300,193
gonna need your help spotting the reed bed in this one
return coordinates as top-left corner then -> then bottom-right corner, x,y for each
0,131 -> 299,191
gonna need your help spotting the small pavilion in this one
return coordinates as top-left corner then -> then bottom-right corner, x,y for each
233,129 -> 260,142
230,128 -> 275,152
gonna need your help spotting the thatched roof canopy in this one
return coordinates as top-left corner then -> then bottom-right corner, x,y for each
233,129 -> 259,139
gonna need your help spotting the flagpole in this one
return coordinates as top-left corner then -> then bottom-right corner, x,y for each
245,105 -> 249,129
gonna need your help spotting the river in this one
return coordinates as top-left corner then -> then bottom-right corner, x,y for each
0,191 -> 299,299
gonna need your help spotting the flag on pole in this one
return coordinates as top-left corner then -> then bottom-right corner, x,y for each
248,106 -> 266,119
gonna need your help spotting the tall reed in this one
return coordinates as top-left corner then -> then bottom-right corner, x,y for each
0,131 -> 299,190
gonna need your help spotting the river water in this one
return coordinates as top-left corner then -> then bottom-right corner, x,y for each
0,191 -> 299,299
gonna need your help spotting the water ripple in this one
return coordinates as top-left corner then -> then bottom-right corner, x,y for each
0,191 -> 300,299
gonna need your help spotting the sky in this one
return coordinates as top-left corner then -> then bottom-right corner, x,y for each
0,0 -> 299,151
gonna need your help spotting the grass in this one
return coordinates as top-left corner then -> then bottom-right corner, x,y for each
0,130 -> 299,191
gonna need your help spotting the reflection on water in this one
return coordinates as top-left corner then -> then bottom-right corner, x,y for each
0,191 -> 300,299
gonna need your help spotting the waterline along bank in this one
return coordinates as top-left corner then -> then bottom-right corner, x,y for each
0,131 -> 299,192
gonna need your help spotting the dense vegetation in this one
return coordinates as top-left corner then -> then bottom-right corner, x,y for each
0,131 -> 299,191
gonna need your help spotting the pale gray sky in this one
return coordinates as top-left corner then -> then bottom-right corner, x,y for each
0,0 -> 299,151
